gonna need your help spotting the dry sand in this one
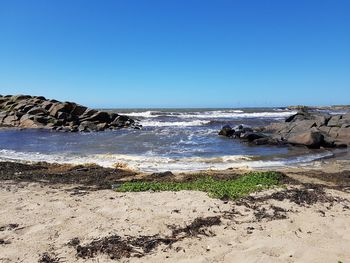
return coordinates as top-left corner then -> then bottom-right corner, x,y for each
1,179 -> 349,263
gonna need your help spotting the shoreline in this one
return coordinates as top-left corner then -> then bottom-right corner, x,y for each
1,159 -> 350,262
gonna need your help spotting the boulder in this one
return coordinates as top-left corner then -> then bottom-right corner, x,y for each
26,107 -> 48,116
21,104 -> 36,113
85,111 -> 111,123
0,112 -> 7,122
97,123 -> 108,131
57,112 -> 70,121
327,115 -> 342,127
71,105 -> 87,116
12,95 -> 32,101
49,102 -> 75,117
78,121 -> 98,132
287,131 -> 324,148
240,132 -> 267,142
79,109 -> 98,119
19,119 -> 44,129
41,101 -> 53,111
218,125 -> 235,137
2,115 -> 18,126
335,127 -> 350,145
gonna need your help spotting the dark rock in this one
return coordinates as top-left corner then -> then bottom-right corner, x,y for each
0,94 -> 139,132
57,112 -> 70,121
151,171 -> 174,177
241,127 -> 254,133
218,125 -> 235,137
12,95 -> 32,101
218,110 -> 349,148
85,111 -> 111,123
240,132 -> 267,142
79,109 -> 98,119
253,137 -> 271,145
21,104 -> 36,113
71,105 -> 88,116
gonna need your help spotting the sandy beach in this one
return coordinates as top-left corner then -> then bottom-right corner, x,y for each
1,160 -> 349,263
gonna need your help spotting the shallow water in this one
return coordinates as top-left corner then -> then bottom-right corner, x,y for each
0,108 -> 340,172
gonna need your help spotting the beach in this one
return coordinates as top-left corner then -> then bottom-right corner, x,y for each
0,159 -> 350,263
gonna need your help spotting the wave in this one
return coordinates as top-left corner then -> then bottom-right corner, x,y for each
0,149 -> 334,173
141,120 -> 211,127
124,110 -> 296,120
125,110 -> 297,127
123,111 -> 158,118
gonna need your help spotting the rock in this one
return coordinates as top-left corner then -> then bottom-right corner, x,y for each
219,109 -> 349,148
287,131 -> 324,148
78,121 -> 97,132
336,127 -> 350,145
253,137 -> 271,145
0,112 -> 7,122
85,111 -> 111,122
12,95 -> 32,101
19,119 -> 44,129
240,132 -> 267,142
110,115 -> 133,127
219,125 -> 235,137
49,102 -> 74,117
71,105 -> 87,116
327,115 -> 342,127
26,107 -> 48,116
0,94 -> 139,132
96,123 -> 108,131
41,101 -> 53,110
21,104 -> 36,113
57,112 -> 70,121
2,115 -> 18,126
151,171 -> 174,177
79,109 -> 98,119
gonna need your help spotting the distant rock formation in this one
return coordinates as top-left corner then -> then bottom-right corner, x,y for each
0,95 -> 140,132
219,110 -> 350,148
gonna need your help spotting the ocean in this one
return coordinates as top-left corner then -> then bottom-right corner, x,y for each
0,108 -> 338,172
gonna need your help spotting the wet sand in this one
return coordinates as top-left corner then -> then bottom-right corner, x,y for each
0,161 -> 350,262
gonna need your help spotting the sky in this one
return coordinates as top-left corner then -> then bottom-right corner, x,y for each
0,0 -> 349,108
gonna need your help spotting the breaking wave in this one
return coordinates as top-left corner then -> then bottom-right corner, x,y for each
0,149 -> 334,173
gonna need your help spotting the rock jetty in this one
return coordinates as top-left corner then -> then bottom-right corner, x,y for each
219,110 -> 350,148
0,95 -> 140,132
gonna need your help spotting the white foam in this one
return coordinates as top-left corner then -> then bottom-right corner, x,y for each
142,120 -> 211,127
123,111 -> 158,118
124,110 -> 297,120
0,149 -> 334,173
178,111 -> 296,119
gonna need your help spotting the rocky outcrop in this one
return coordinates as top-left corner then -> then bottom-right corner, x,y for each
0,94 -> 140,132
219,110 -> 350,148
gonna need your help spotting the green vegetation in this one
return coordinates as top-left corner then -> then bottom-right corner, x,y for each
116,171 -> 282,200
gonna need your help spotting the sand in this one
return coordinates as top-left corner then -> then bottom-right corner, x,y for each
1,178 -> 349,263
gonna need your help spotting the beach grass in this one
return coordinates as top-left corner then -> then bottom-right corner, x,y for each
116,171 -> 282,200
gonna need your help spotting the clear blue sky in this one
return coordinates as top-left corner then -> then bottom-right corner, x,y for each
0,0 -> 349,108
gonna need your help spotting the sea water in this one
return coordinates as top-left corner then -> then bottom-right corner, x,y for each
0,108 -> 336,172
